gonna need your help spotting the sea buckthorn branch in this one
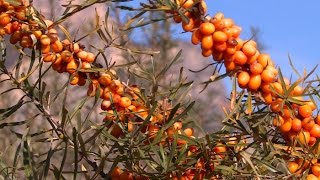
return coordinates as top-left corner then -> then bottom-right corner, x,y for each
1,0 -> 319,179
162,0 -> 319,178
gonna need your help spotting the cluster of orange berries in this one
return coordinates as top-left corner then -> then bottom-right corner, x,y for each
172,0 -> 319,148
108,141 -> 229,180
110,167 -> 149,180
0,1 -> 28,39
170,0 -> 319,178
287,158 -> 320,179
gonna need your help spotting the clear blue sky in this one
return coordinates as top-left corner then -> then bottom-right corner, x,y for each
123,1 -> 320,91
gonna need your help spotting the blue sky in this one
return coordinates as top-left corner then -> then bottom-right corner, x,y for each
123,1 -> 320,91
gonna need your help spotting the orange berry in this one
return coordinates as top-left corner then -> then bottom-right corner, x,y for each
233,51 -> 247,65
299,105 -> 313,118
66,59 -> 78,74
291,118 -> 302,132
309,136 -> 317,146
248,74 -> 261,90
181,0 -> 194,9
85,52 -> 95,63
191,28 -> 202,45
173,14 -> 182,23
61,50 -> 73,63
70,74 -> 80,85
262,92 -> 273,104
224,60 -> 236,72
280,118 -> 292,133
257,53 -> 272,68
237,71 -> 250,87
249,62 -> 263,75
77,50 -> 88,60
41,45 -> 50,54
15,7 -> 26,20
305,101 -> 316,111
33,30 -> 42,40
245,40 -> 257,48
182,17 -> 195,32
11,21 -> 21,32
43,53 -> 57,63
213,143 -> 227,154
127,121 -> 134,132
199,22 -> 215,36
261,82 -> 271,93
119,97 -> 132,108
98,73 -> 112,86
310,124 -> 320,138
261,69 -> 276,83
298,130 -> 310,146
201,48 -> 212,57
226,45 -> 237,55
312,164 -> 320,176
200,1 -> 208,14
40,35 -> 51,46
20,35 -> 33,48
0,13 -> 11,26
147,125 -> 160,140
101,100 -> 111,110
201,35 -> 214,50
265,65 -> 278,75
9,30 -> 22,44
211,19 -> 225,30
78,76 -> 87,87
183,128 -> 193,137
242,43 -> 256,57
222,18 -> 234,28
306,174 -> 318,180
287,161 -> 299,173
72,43 -> 80,53
51,40 -> 63,53
3,23 -> 12,34
247,50 -> 260,64
272,115 -> 284,127
212,50 -> 224,61
291,85 -> 303,96
280,106 -> 291,119
270,99 -> 282,113
213,12 -> 224,21
110,167 -> 122,178
47,28 -> 58,43
213,31 -> 228,42
214,41 -> 227,52
81,61 -> 91,69
235,38 -> 244,50
127,105 -> 137,112
270,82 -> 284,96
230,25 -> 241,38
302,117 -> 315,131
316,115 -> 320,125
173,121 -> 183,130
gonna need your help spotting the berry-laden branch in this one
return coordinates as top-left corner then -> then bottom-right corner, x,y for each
0,0 -> 216,179
166,0 -> 319,178
0,0 -> 319,179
